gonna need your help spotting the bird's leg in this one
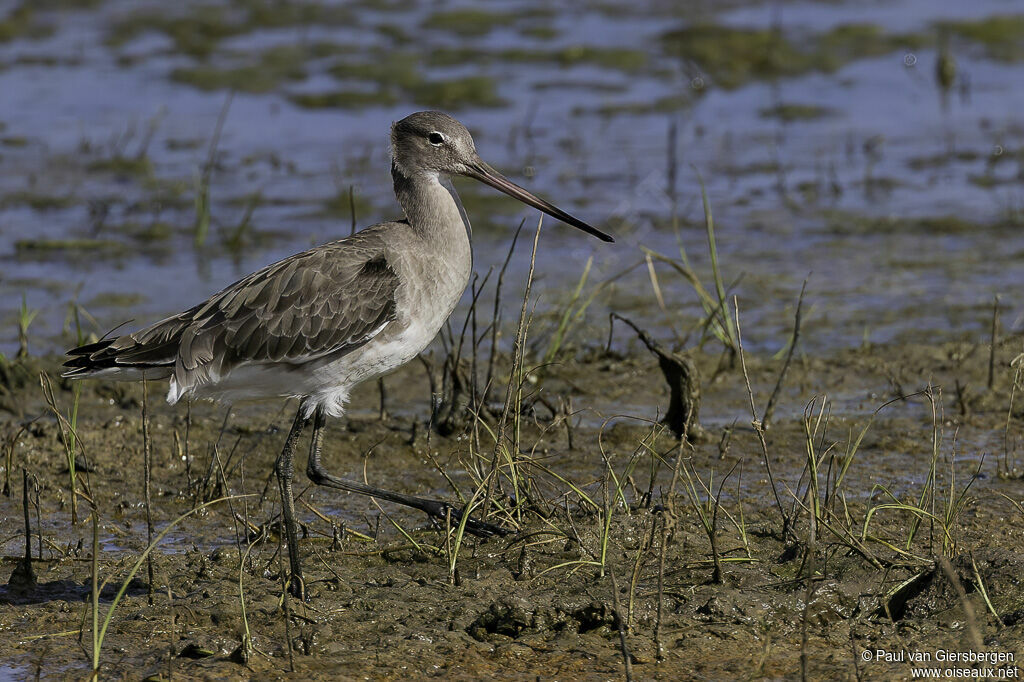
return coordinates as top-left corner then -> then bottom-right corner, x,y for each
275,403 -> 311,599
305,405 -> 511,538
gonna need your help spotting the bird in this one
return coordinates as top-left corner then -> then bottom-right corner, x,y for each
63,111 -> 613,598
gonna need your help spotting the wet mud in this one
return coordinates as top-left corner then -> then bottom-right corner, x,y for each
1,335 -> 1022,680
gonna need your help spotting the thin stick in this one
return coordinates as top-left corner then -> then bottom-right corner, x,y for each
484,219 -> 525,404
608,566 -> 635,682
143,374 -> 155,605
349,185 -> 357,236
485,217 -> 541,516
166,583 -> 175,680
32,475 -> 42,561
735,296 -> 790,539
988,294 -> 1000,390
653,512 -> 668,661
938,555 -> 983,651
762,279 -> 807,430
91,511 -> 99,680
800,473 -> 818,682
203,92 -> 233,180
20,469 -> 35,586
971,554 -> 1002,625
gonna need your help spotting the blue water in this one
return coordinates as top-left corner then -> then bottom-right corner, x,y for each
1,0 -> 1022,357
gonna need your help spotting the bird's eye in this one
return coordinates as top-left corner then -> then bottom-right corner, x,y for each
428,132 -> 444,146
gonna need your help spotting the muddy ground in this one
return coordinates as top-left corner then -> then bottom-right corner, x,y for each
0,333 -> 1022,681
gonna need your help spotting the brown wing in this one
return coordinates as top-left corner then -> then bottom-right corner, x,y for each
64,230 -> 400,389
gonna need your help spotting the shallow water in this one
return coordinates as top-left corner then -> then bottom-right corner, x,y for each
0,0 -> 1021,362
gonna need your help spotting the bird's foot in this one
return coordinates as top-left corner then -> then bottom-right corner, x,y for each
422,500 -> 513,538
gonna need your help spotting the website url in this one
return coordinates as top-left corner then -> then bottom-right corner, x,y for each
911,668 -> 1020,679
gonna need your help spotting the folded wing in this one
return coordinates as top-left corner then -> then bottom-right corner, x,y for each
64,231 -> 400,396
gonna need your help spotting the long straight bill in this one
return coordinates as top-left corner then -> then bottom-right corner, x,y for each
464,160 -> 614,243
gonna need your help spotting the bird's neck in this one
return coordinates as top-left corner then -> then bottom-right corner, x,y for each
392,162 -> 472,247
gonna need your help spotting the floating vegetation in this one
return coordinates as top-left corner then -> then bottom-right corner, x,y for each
291,75 -> 504,110
815,23 -> 927,59
421,9 -> 517,36
11,55 -> 84,68
289,89 -> 399,110
758,103 -> 835,121
589,93 -> 695,117
967,172 -> 1019,189
725,160 -> 782,177
86,155 -> 154,178
662,22 -> 928,88
108,3 -> 354,58
661,24 -> 813,88
375,23 -> 412,43
940,14 -> 1024,61
326,54 -> 506,108
519,25 -> 559,40
907,149 -> 983,170
171,43 -> 351,93
14,238 -> 126,255
821,210 -> 1020,235
165,138 -> 205,151
86,292 -> 147,308
1,191 -> 75,210
427,45 -> 649,73
113,220 -> 175,242
329,52 -> 422,89
409,76 -> 505,109
33,0 -> 106,8
107,6 -> 242,58
0,4 -> 55,43
172,62 -> 301,93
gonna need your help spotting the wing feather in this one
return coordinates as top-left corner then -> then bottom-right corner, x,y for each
63,230 -> 401,390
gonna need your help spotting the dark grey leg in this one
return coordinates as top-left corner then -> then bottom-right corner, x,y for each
275,403 -> 311,599
305,405 -> 510,538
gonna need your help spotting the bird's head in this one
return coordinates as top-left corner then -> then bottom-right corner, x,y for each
391,111 -> 613,243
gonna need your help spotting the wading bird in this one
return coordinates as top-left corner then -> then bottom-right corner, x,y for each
64,111 -> 613,597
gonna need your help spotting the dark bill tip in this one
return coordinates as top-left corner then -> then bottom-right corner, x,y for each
464,161 -> 614,243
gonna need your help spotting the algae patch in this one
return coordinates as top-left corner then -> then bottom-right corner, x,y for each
86,155 -> 154,179
292,75 -> 504,111
288,90 -> 398,110
409,76 -> 505,109
759,103 -> 835,122
421,9 -> 517,37
108,3 -> 354,58
86,291 -> 147,309
661,22 -> 927,88
427,46 -> 649,74
14,238 -> 126,256
820,210 -> 1019,236
0,4 -> 55,43
171,43 -> 352,94
1,191 -> 75,210
329,53 -> 422,90
940,14 -> 1024,61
